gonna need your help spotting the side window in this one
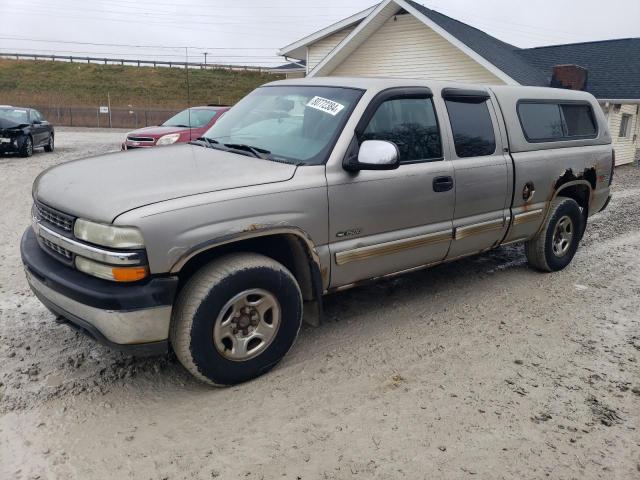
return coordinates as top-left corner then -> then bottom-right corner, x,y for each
562,104 -> 596,137
619,114 -> 632,138
444,100 -> 496,158
31,110 -> 42,123
518,101 -> 598,142
361,97 -> 442,163
518,103 -> 564,141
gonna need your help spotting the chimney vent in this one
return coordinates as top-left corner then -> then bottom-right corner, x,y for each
551,64 -> 588,91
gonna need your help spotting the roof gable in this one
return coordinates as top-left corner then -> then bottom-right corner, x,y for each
403,0 -> 548,86
308,0 -> 520,84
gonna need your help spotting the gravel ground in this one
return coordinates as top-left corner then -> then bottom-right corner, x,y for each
1,128 -> 639,479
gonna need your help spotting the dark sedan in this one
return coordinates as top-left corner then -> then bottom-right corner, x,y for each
0,107 -> 54,157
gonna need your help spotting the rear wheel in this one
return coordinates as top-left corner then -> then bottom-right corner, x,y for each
44,134 -> 54,152
19,136 -> 33,157
525,197 -> 583,272
170,253 -> 303,386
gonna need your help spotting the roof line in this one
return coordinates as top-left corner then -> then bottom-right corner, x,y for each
277,5 -> 377,58
405,1 -> 520,51
522,37 -> 640,51
398,0 -> 519,85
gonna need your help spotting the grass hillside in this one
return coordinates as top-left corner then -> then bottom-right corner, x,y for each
0,58 -> 280,109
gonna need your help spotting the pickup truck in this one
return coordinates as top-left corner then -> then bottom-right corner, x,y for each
21,77 -> 614,386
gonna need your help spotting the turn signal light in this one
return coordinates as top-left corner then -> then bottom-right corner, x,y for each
75,256 -> 149,282
112,266 -> 149,282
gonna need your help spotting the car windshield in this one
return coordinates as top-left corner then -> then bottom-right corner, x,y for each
163,108 -> 217,128
203,85 -> 363,165
0,108 -> 29,124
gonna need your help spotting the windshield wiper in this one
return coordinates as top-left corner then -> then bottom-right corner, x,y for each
223,143 -> 270,159
190,136 -> 220,149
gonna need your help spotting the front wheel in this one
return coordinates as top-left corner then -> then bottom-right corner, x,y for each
44,134 -> 54,152
170,253 -> 303,386
19,136 -> 33,157
525,197 -> 583,272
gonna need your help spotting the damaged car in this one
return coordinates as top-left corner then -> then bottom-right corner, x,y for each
0,107 -> 54,157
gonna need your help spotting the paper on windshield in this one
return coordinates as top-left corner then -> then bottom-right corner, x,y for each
306,96 -> 345,116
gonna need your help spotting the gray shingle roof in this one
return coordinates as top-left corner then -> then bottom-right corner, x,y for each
271,61 -> 306,71
518,39 -> 640,99
405,0 -> 640,99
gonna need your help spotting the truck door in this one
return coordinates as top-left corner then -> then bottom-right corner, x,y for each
327,87 -> 455,288
440,88 -> 511,259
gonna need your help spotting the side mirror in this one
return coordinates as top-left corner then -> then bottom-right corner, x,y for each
32,120 -> 42,125
344,140 -> 400,172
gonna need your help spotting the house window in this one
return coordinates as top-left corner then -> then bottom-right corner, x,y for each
517,101 -> 598,142
444,99 -> 496,157
361,97 -> 442,163
619,114 -> 632,138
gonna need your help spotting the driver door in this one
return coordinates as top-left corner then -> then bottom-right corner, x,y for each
327,88 -> 455,288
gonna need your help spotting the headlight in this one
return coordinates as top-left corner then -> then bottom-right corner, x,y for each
156,133 -> 180,146
74,219 -> 145,249
75,257 -> 149,282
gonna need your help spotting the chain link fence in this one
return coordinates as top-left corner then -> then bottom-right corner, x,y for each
32,105 -> 179,128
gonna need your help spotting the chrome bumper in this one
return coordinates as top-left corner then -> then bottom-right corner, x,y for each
25,268 -> 171,347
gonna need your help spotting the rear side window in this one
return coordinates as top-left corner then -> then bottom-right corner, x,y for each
518,103 -> 564,141
444,100 -> 496,158
518,101 -> 597,142
362,97 -> 442,163
562,104 -> 596,137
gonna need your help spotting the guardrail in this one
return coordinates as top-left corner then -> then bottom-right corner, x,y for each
0,52 -> 271,72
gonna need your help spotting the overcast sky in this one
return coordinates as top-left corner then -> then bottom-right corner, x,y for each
1,0 -> 639,67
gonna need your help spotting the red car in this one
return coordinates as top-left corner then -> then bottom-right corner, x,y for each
122,106 -> 229,150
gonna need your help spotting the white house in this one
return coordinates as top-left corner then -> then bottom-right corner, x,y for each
278,0 -> 640,165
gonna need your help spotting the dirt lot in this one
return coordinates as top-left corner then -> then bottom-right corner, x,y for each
1,128 -> 639,479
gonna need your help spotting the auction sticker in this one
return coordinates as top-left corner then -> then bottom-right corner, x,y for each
306,96 -> 345,116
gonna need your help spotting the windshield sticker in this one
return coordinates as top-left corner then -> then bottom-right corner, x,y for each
306,96 -> 345,116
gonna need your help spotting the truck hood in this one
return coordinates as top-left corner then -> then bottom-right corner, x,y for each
34,144 -> 297,222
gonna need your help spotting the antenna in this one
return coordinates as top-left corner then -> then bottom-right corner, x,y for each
185,46 -> 192,140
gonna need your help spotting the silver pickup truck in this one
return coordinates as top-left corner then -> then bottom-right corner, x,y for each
21,77 -> 613,385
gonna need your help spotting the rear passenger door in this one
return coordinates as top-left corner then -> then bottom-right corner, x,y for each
327,88 -> 455,288
441,89 -> 511,259
30,110 -> 47,146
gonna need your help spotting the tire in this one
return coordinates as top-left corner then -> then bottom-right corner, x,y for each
19,136 -> 33,157
170,253 -> 303,386
44,134 -> 54,152
525,197 -> 583,272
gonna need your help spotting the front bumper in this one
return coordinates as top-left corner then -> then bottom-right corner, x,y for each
21,228 -> 178,355
0,136 -> 22,153
122,140 -> 156,150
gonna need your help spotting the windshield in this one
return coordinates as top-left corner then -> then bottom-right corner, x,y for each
203,85 -> 363,165
0,108 -> 29,124
163,108 -> 217,128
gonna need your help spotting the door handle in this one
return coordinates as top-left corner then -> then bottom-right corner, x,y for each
433,176 -> 454,192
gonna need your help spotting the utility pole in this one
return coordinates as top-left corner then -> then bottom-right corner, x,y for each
204,52 -> 208,68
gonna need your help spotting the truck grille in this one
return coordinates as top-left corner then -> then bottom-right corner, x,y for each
41,236 -> 73,261
127,136 -> 154,142
35,202 -> 74,232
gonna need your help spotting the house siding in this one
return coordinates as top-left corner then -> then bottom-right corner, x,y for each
604,103 -> 640,165
307,27 -> 356,72
328,14 -> 505,84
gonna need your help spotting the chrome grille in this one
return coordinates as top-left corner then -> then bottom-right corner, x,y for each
36,203 -> 74,232
41,236 -> 73,260
127,136 -> 154,142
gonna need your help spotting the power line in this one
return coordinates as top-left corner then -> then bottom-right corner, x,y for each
0,36 -> 279,50
3,47 -> 284,60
